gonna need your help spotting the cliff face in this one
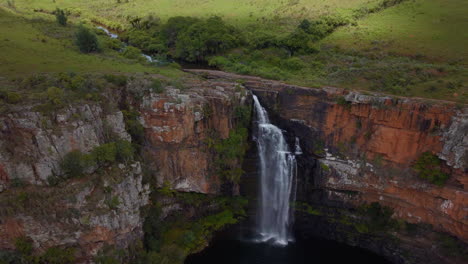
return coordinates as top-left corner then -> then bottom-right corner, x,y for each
250,86 -> 467,242
0,104 -> 130,188
139,79 -> 248,194
0,77 -> 249,260
0,69 -> 465,262
0,103 -> 149,260
187,70 -> 467,263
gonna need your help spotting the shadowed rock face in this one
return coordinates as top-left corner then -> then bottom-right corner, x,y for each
139,80 -> 249,194
0,70 -> 465,262
0,78 -> 249,261
186,69 -> 467,244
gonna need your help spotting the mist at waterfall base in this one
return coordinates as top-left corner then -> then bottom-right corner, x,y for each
186,95 -> 391,264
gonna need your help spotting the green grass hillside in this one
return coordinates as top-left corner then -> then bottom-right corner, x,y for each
4,0 -> 381,29
0,8 -> 178,76
0,0 -> 466,103
322,0 -> 468,63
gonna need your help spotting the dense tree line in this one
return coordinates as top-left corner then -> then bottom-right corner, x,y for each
119,15 -> 344,63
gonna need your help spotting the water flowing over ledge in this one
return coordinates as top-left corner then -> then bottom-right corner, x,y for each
252,94 -> 300,246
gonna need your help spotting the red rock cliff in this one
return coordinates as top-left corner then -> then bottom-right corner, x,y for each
187,70 -> 467,243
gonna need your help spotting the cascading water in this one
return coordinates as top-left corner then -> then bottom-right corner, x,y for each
252,94 -> 300,246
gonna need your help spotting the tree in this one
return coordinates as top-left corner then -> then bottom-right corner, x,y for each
55,8 -> 68,26
175,16 -> 242,62
75,26 -> 100,53
281,29 -> 313,55
298,19 -> 311,32
160,16 -> 201,47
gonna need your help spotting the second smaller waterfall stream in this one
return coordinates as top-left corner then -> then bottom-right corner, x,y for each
253,95 -> 300,246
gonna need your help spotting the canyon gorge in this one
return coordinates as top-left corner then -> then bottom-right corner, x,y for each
0,70 -> 466,264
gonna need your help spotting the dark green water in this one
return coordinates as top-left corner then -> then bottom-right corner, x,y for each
186,227 -> 391,264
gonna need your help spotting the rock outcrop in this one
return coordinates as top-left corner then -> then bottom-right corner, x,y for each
187,70 -> 467,263
0,104 -> 130,187
139,80 -> 249,194
0,76 -> 249,261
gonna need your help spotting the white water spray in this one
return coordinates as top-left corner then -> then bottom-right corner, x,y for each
253,95 -> 300,246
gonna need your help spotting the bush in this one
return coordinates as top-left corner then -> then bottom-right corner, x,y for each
413,152 -> 449,186
357,202 -> 398,233
246,30 -> 279,49
281,57 -> 307,71
46,86 -> 64,105
115,140 -> 134,162
92,143 -> 117,165
55,8 -> 68,26
281,29 -> 313,55
75,26 -> 100,53
39,247 -> 76,264
336,96 -> 351,109
61,150 -> 92,179
213,128 -> 249,184
14,236 -> 33,256
122,110 -> 145,146
104,74 -> 127,87
102,38 -> 123,51
151,79 -> 164,93
2,91 -> 22,104
122,46 -> 142,60
106,195 -> 120,210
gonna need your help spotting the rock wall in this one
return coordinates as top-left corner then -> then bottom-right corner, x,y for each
0,102 -> 149,260
139,79 -> 249,194
0,77 -> 249,261
186,70 -> 467,263
0,104 -> 130,188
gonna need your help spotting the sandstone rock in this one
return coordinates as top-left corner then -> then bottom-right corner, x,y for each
0,104 -> 131,187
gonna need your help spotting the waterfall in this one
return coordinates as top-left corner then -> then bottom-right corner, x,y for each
252,95 -> 299,246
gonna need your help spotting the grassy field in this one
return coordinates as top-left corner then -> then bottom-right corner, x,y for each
4,0 -> 381,28
0,8 -> 180,77
1,0 -> 466,102
322,0 -> 468,63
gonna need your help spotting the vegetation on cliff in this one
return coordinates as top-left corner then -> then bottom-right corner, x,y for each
412,152 -> 449,186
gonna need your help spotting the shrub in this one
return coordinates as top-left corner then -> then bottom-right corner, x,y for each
213,128 -> 249,184
39,247 -> 76,264
150,79 -> 164,93
14,236 -> 33,256
122,46 -> 142,60
92,143 -> 117,165
281,29 -> 313,55
336,96 -> 351,109
4,91 -> 22,104
10,178 -> 26,188
104,74 -> 127,87
246,30 -> 279,49
55,8 -> 68,26
298,19 -> 312,32
75,26 -> 100,53
106,195 -> 120,210
281,57 -> 307,71
61,150 -> 92,179
122,110 -> 145,146
413,152 -> 449,186
102,38 -> 123,51
115,140 -> 134,162
46,86 -> 64,106
357,202 -> 398,233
